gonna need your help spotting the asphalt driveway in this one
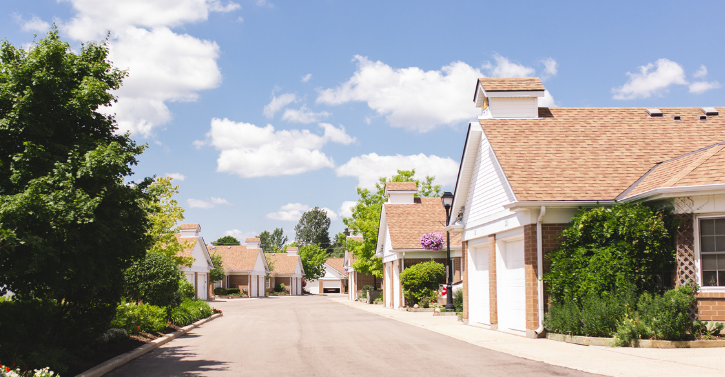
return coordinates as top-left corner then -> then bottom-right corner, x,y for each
106,294 -> 599,376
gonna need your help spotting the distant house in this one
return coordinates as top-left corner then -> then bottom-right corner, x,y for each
266,247 -> 305,295
448,77 -> 725,338
344,236 -> 383,300
176,223 -> 214,300
211,238 -> 269,297
306,258 -> 347,294
375,183 -> 462,309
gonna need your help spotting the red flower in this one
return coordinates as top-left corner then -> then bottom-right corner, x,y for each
6,367 -> 10,372
12,363 -> 16,367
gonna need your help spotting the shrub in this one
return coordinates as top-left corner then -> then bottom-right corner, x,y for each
110,300 -> 168,335
453,289 -> 463,313
692,320 -> 724,339
100,328 -> 129,343
177,277 -> 196,301
361,285 -> 376,292
170,299 -> 213,327
124,251 -> 181,308
226,288 -> 240,294
213,287 -> 227,296
400,260 -> 445,305
637,284 -> 696,340
542,202 -> 677,305
544,301 -> 582,335
275,283 -> 286,293
420,298 -> 430,308
581,284 -> 637,337
613,312 -> 649,347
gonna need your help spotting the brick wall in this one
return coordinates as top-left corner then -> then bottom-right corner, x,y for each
697,292 -> 725,321
228,274 -> 248,293
275,276 -> 291,291
488,235 -> 497,325
356,272 -> 382,290
524,224 -> 568,331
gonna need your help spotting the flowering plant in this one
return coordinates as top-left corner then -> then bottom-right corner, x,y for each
420,232 -> 444,251
0,364 -> 55,377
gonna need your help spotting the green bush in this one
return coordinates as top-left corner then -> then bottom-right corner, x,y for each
214,287 -> 228,295
110,300 -> 168,335
225,288 -> 240,294
177,277 -> 196,301
542,202 -> 678,305
637,284 -> 696,340
124,251 -> 181,308
544,300 -> 583,335
420,298 -> 430,308
613,313 -> 649,347
453,289 -> 463,312
170,299 -> 213,327
275,283 -> 286,293
400,260 -> 445,305
581,284 -> 637,337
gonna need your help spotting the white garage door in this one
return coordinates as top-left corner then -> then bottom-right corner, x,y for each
469,245 -> 490,325
323,279 -> 340,288
250,274 -> 257,297
497,238 -> 526,332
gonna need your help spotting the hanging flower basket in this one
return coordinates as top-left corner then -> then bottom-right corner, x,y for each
420,232 -> 444,251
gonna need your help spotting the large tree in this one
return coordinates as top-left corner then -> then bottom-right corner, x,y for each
343,170 -> 441,283
298,244 -> 329,281
145,176 -> 194,266
329,232 -> 347,258
0,30 -> 152,365
259,227 -> 287,252
294,207 -> 331,247
212,235 -> 240,246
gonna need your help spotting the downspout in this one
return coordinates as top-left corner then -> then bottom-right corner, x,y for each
535,206 -> 546,335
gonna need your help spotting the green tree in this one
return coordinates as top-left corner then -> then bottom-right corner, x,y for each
298,244 -> 328,281
124,251 -> 181,307
209,252 -> 226,282
259,227 -> 287,252
343,169 -> 441,283
212,235 -> 240,246
294,207 -> 331,247
0,30 -> 152,368
329,232 -> 347,258
145,176 -> 194,267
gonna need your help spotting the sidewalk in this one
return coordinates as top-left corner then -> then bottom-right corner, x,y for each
331,297 -> 724,377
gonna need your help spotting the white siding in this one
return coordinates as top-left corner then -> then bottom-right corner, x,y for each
464,135 -> 516,227
488,97 -> 537,118
384,227 -> 393,255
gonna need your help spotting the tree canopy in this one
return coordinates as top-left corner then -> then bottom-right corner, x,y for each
209,252 -> 226,282
298,244 -> 328,281
145,176 -> 194,267
212,235 -> 240,246
294,207 -> 331,247
0,29 -> 153,362
259,227 -> 287,252
343,169 -> 441,278
329,232 -> 347,258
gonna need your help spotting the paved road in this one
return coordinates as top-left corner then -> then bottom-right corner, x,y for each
107,295 -> 600,376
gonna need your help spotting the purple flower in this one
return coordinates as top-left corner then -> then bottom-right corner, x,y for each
420,232 -> 444,251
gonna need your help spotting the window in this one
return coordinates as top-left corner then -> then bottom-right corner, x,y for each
266,278 -> 270,289
700,218 -> 725,287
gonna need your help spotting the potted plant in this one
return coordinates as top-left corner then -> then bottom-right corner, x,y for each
420,232 -> 444,251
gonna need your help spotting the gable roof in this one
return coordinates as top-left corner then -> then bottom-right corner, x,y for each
347,236 -> 364,242
325,258 -> 347,276
179,223 -> 200,230
478,77 -> 545,92
265,253 -> 302,275
481,107 -> 725,201
174,233 -> 197,258
385,182 -> 417,191
245,238 -> 260,242
214,245 -> 262,271
384,197 -> 461,249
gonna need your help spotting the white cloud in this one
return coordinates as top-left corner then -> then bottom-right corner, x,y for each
222,229 -> 257,241
540,57 -> 558,79
316,55 -> 483,132
196,118 -> 355,177
335,153 -> 459,189
165,172 -> 186,181
301,73 -> 312,83
689,81 -> 721,94
187,196 -> 232,209
266,203 -> 309,221
339,200 -> 357,219
482,54 -> 535,78
263,93 -> 297,118
693,65 -> 708,79
60,0 -> 238,136
612,58 -> 688,100
321,207 -> 338,221
281,105 -> 331,123
13,14 -> 51,33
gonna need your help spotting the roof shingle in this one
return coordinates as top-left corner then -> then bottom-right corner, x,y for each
265,253 -> 300,274
385,182 -> 417,191
325,258 -> 347,276
385,197 -> 461,249
213,245 -> 261,271
478,78 -> 545,92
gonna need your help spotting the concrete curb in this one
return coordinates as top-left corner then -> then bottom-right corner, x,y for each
546,333 -> 725,348
76,313 -> 223,377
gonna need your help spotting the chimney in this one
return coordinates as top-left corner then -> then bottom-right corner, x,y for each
178,223 -> 201,238
384,182 -> 417,204
246,238 -> 261,249
474,78 -> 545,119
286,247 -> 299,256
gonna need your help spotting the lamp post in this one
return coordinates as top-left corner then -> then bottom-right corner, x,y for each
441,191 -> 455,311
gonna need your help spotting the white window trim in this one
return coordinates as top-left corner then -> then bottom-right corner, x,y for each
695,213 -> 725,292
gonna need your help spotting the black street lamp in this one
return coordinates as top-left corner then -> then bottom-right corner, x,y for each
441,191 -> 455,311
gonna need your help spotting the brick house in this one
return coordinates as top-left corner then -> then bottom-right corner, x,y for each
344,236 -> 383,300
376,182 -> 462,309
211,238 -> 269,297
176,224 -> 214,300
265,247 -> 305,295
446,77 -> 725,338
306,258 -> 347,294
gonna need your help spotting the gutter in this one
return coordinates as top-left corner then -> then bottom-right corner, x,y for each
504,200 -> 613,211
535,206 -> 546,336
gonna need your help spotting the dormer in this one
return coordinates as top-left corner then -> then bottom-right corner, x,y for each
246,238 -> 261,249
385,182 -> 417,204
178,223 -> 201,238
474,77 -> 546,119
286,247 -> 299,256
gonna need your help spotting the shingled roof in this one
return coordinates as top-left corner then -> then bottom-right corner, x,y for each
478,77 -> 545,92
266,253 -> 301,275
384,197 -> 461,250
325,258 -> 347,276
178,223 -> 200,230
214,245 -> 261,271
481,107 -> 725,201
174,233 -> 197,258
385,182 -> 417,191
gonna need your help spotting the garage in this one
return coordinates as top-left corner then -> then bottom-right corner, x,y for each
468,244 -> 490,325
496,237 -> 526,332
322,279 -> 341,293
250,273 -> 258,297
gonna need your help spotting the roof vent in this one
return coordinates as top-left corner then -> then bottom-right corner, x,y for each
699,115 -> 708,120
647,108 -> 663,117
702,107 -> 719,116
672,115 -> 681,121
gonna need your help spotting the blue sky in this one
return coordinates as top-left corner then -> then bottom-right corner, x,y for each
3,0 -> 725,244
